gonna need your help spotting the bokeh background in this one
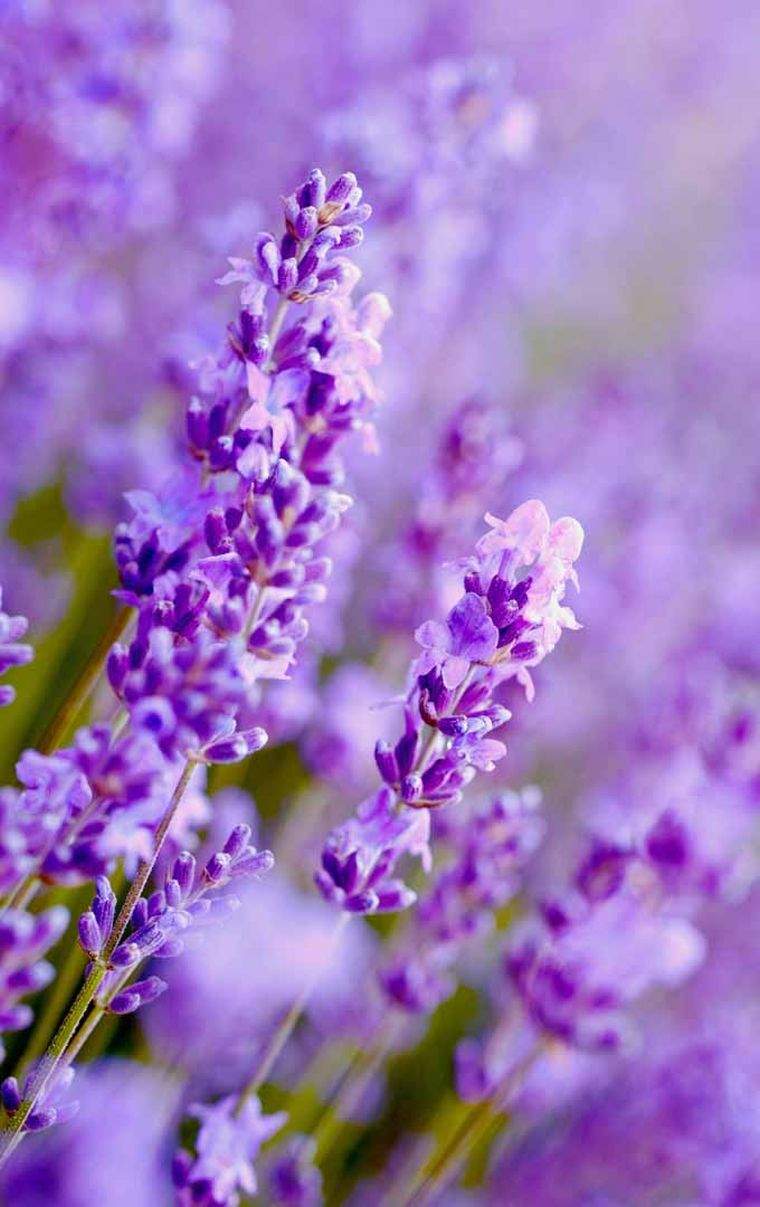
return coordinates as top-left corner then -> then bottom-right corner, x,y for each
1,1 -> 759,1203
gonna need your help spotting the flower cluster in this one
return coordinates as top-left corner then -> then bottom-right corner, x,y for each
78,825 -> 273,1018
173,1094 -> 286,1207
505,851 -> 705,1055
316,502 -> 582,916
106,167 -> 388,771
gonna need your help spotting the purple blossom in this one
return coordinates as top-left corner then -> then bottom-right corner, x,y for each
506,856 -> 706,1052
380,790 -> 545,1014
317,503 -> 582,917
80,826 -> 273,1020
173,1094 -> 286,1206
415,592 -> 499,690
1,1065 -> 77,1136
107,627 -> 265,763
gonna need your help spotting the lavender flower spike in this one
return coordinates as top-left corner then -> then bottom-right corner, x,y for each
317,502 -> 583,917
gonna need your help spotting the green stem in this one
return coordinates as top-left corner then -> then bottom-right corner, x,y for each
0,876 -> 39,919
392,1046 -> 542,1207
36,605 -> 131,755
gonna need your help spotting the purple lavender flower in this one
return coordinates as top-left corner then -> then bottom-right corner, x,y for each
218,169 -> 371,307
380,790 -> 544,1015
107,627 -> 266,764
316,503 -> 582,917
79,826 -> 273,1020
0,750 -> 90,894
0,589 -> 33,708
173,1094 -> 286,1206
506,854 -> 705,1053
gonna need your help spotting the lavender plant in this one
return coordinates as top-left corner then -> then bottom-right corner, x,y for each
0,164 -> 387,1166
2,8 -> 759,1205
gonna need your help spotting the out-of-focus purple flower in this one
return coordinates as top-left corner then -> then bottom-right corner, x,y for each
506,856 -> 705,1053
373,397 -> 524,636
173,1093 -> 286,1206
380,789 -> 544,1014
146,872 -> 378,1081
0,1059 -> 177,1206
302,662 -> 395,790
267,1136 -> 322,1207
0,588 -> 33,708
0,907 -> 68,1054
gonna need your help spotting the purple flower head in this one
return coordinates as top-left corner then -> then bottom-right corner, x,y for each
0,749 -> 92,893
0,587 -> 34,707
107,626 -> 259,762
318,504 -> 581,920
97,827 -> 273,1014
35,726 -> 170,883
316,786 -> 430,916
415,592 -> 499,690
381,789 -> 544,1016
173,1094 -> 286,1206
460,500 -> 585,700
219,169 -> 371,309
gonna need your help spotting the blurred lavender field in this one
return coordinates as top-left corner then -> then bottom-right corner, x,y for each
0,2 -> 758,1204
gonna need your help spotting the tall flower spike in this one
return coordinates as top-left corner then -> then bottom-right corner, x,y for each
316,502 -> 583,916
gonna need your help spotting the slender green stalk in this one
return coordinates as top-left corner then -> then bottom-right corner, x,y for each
397,1098 -> 495,1207
0,876 -> 39,918
37,605 -> 131,754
